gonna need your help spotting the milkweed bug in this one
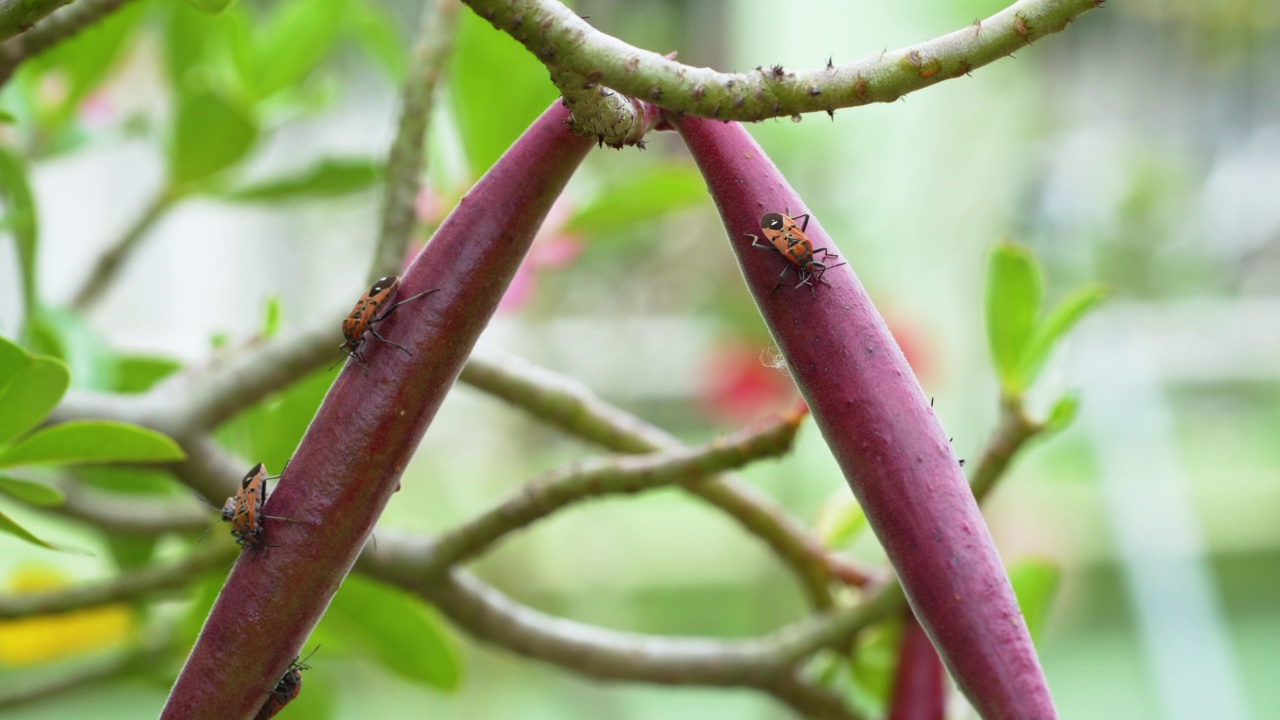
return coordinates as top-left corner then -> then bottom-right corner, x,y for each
745,210 -> 846,296
220,463 -> 295,553
255,647 -> 318,720
333,275 -> 440,371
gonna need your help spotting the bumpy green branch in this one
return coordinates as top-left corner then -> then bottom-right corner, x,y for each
422,406 -> 805,572
370,0 -> 460,282
462,0 -> 1101,122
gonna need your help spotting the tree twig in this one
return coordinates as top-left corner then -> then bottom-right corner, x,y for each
548,65 -> 659,148
462,0 -> 1102,122
370,0 -> 460,283
0,0 -> 71,44
460,349 -> 872,603
72,187 -> 179,311
0,0 -> 138,86
0,544 -> 234,619
423,405 -> 806,571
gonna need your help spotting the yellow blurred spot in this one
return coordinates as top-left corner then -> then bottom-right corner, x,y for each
0,566 -> 134,666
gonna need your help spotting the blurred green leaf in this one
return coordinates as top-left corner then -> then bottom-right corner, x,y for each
346,0 -> 407,80
1009,559 -> 1062,645
113,356 -> 183,394
1017,284 -> 1108,385
215,369 -> 334,474
813,492 -> 867,548
262,296 -> 282,339
0,149 -> 37,325
169,88 -> 258,184
0,475 -> 65,506
30,306 -> 115,390
565,166 -> 708,235
105,533 -> 159,570
76,466 -> 184,496
0,110 -> 16,124
278,663 -> 336,720
847,618 -> 902,715
324,574 -> 461,690
186,0 -> 238,13
0,421 -> 185,468
165,1 -> 252,95
24,0 -> 146,136
0,336 -> 69,446
450,9 -> 556,177
223,158 -> 381,202
0,508 -> 88,553
985,241 -> 1042,394
250,0 -> 345,101
1043,393 -> 1080,436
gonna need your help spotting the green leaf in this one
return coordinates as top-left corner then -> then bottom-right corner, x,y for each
1016,284 -> 1108,386
169,88 -> 259,184
262,296 -> 281,339
346,0 -> 407,81
323,574 -> 461,690
565,166 -> 709,235
30,306 -> 115,390
985,241 -> 1042,394
813,492 -> 867,549
0,508 -> 88,553
0,475 -> 65,506
185,0 -> 238,13
1043,393 -> 1080,435
1009,559 -> 1062,645
75,466 -> 184,496
450,9 -> 557,177
113,356 -> 183,394
105,533 -> 159,570
0,149 -> 37,325
223,158 -> 381,202
847,617 -> 902,715
215,369 -> 334,474
250,0 -> 345,101
0,421 -> 186,468
0,337 -> 70,446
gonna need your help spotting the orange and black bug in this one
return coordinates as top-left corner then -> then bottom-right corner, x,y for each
333,275 -> 439,371
745,210 -> 846,296
255,647 -> 318,720
221,463 -> 294,552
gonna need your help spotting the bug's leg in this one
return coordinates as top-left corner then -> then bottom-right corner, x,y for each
792,213 -> 811,232
352,348 -> 371,373
747,233 -> 774,251
771,264 -> 791,294
814,246 -> 839,261
376,287 -> 441,321
370,330 -> 413,356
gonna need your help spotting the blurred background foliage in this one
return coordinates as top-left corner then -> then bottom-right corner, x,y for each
0,0 -> 1274,719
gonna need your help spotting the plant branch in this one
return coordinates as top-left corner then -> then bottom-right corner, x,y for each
763,672 -> 866,720
423,405 -> 805,572
0,635 -> 166,709
463,0 -> 1101,122
370,0 -> 460,283
49,478 -> 210,534
0,544 -> 234,619
969,397 -> 1042,502
461,349 -> 872,604
0,0 -> 137,85
0,0 -> 71,44
548,66 -> 659,148
72,187 -> 179,311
